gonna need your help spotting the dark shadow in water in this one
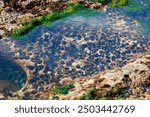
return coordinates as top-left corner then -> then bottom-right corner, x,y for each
0,52 -> 27,93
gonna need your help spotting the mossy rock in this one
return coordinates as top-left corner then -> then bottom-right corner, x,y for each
80,86 -> 126,100
52,84 -> 75,95
80,89 -> 99,100
102,86 -> 126,100
10,3 -> 85,38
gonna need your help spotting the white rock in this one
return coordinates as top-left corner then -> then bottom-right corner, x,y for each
0,0 -> 4,9
0,29 -> 5,36
0,8 -> 19,24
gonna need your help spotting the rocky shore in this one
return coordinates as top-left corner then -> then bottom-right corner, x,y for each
40,53 -> 150,100
0,0 -> 107,38
1,53 -> 149,100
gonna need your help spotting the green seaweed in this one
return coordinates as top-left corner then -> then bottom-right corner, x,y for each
10,3 -> 85,38
102,86 -> 126,100
80,89 -> 99,100
52,84 -> 75,95
71,9 -> 102,17
80,86 -> 126,100
110,0 -> 129,8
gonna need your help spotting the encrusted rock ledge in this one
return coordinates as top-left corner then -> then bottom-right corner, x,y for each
0,0 -> 129,38
0,0 -> 107,38
38,52 -> 150,100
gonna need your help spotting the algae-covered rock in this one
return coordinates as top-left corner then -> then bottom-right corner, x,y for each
110,0 -> 128,8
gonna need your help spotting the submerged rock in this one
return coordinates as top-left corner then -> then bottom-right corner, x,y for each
0,52 -> 27,93
0,80 -> 20,93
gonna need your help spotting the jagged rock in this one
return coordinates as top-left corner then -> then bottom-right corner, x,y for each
4,23 -> 18,32
17,13 -> 35,23
90,2 -> 103,9
0,8 -> 19,24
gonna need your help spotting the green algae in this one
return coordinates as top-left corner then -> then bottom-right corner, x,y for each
11,18 -> 43,39
52,84 -> 75,95
10,3 -> 86,38
102,86 -> 126,100
80,89 -> 99,100
110,0 -> 129,8
71,9 -> 102,18
80,86 -> 126,100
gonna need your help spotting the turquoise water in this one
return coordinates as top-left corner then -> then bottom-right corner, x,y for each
120,0 -> 150,35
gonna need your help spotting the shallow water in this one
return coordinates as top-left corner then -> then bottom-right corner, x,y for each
119,0 -> 150,35
0,52 -> 26,93
0,0 -> 150,98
